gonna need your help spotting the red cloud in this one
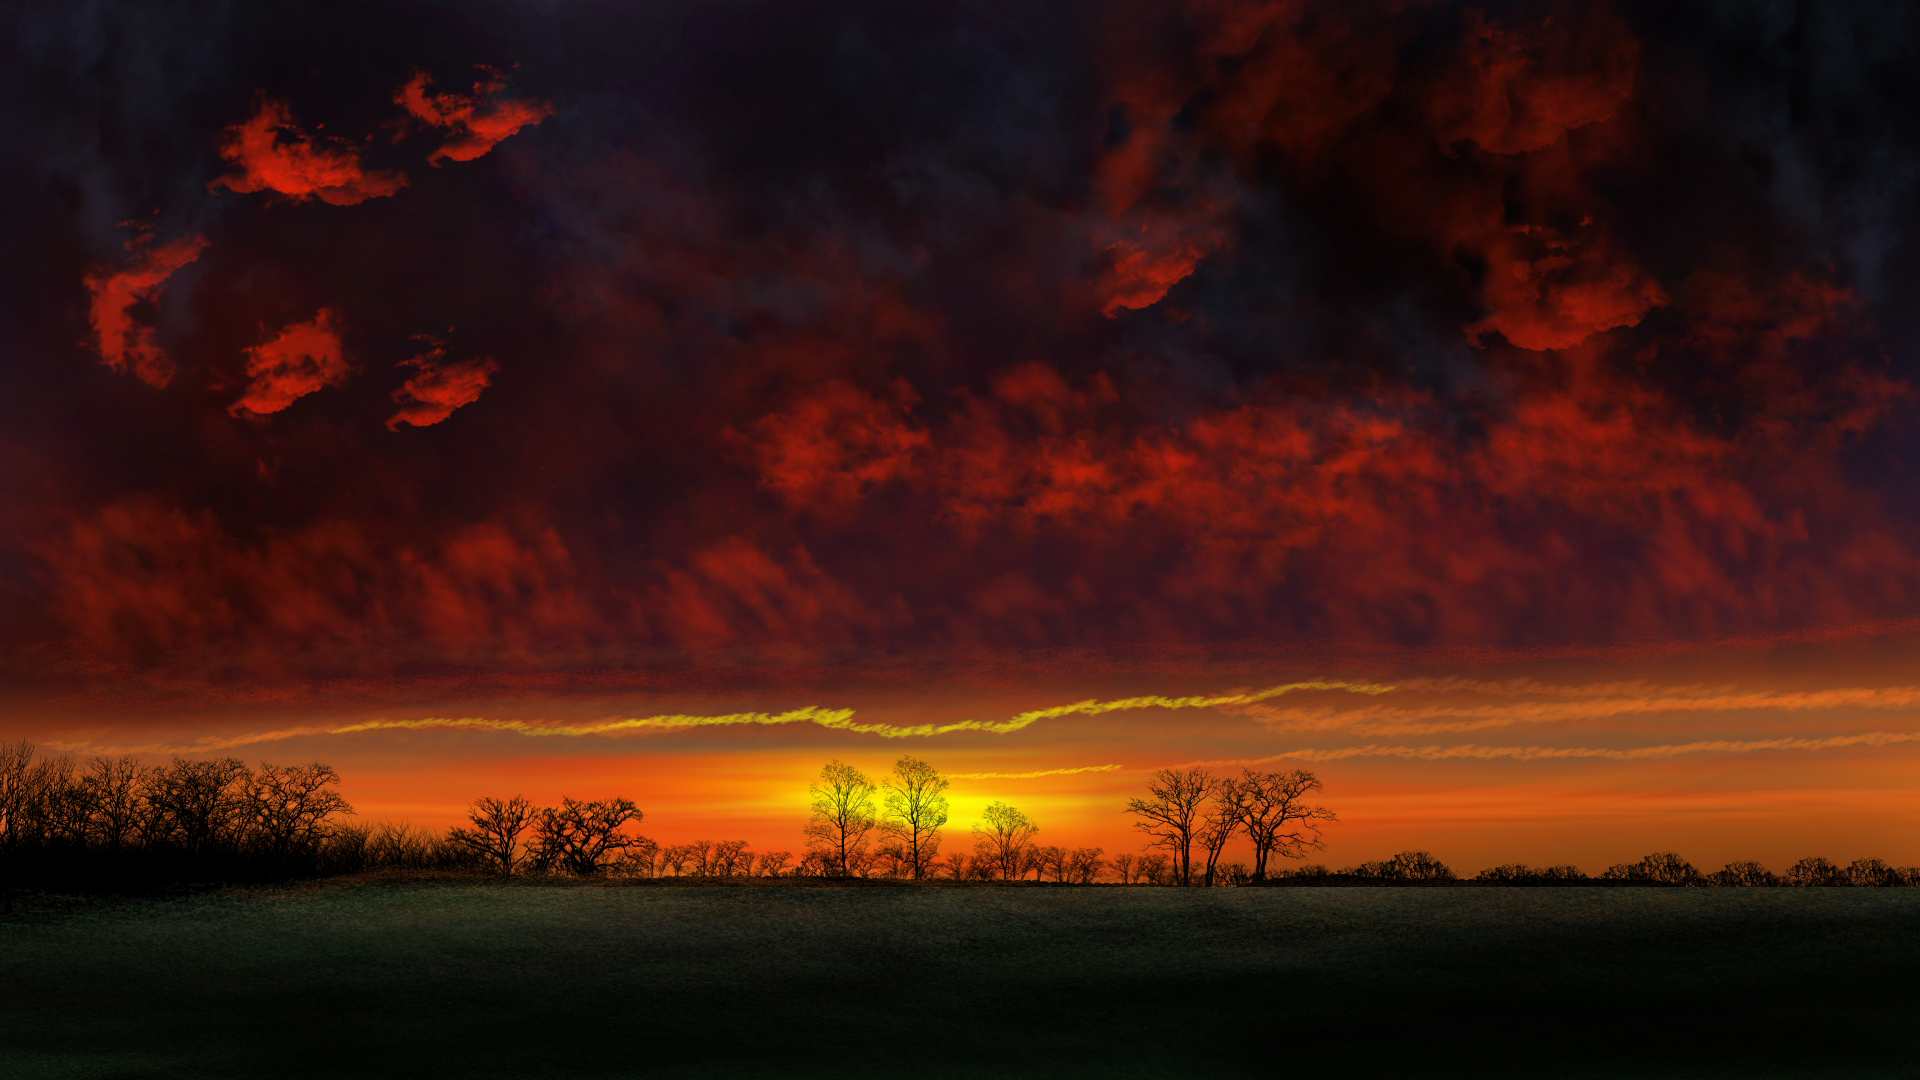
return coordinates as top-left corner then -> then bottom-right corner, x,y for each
395,70 -> 554,165
210,99 -> 407,205
387,340 -> 500,429
37,498 -> 594,668
229,311 -> 350,418
83,232 -> 208,387
731,380 -> 929,511
1428,6 -> 1640,155
1467,224 -> 1669,351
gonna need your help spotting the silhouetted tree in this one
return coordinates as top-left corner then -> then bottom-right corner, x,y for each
1708,860 -> 1778,887
713,840 -> 752,876
615,837 -> 661,877
757,850 -> 793,877
1235,768 -> 1335,882
938,850 -> 970,880
147,757 -> 250,858
0,741 -> 32,912
243,763 -> 354,867
1068,847 -> 1106,884
1196,778 -> 1244,887
1135,853 -> 1173,885
1111,852 -> 1137,884
1475,864 -> 1530,882
80,756 -> 150,852
532,798 -> 644,876
804,760 -> 878,876
1785,856 -> 1848,886
1845,858 -> 1904,887
880,756 -> 949,880
1349,851 -> 1455,882
1602,852 -> 1702,885
1473,863 -> 1586,883
449,795 -> 538,875
1035,844 -> 1068,882
973,801 -> 1039,881
1125,767 -> 1213,886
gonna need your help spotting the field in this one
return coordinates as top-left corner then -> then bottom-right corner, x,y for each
3,881 -> 1917,1078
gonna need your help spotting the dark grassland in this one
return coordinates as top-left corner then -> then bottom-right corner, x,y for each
3,883 -> 1917,1078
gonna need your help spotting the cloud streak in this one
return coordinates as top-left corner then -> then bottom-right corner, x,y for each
950,765 -> 1121,780
1236,684 -> 1920,736
1252,731 -> 1920,764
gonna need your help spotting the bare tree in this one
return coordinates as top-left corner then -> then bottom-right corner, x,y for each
531,797 -> 644,876
1068,847 -> 1106,884
757,850 -> 793,877
243,763 -> 354,866
1235,768 -> 1335,882
972,801 -> 1039,881
0,741 -> 32,913
1136,853 -> 1172,885
880,756 -> 948,880
1111,852 -> 1137,884
1601,852 -> 1701,886
615,837 -> 661,877
80,756 -> 150,852
1197,779 -> 1245,887
1848,858 -> 1903,887
713,840 -> 752,876
1349,851 -> 1455,881
874,840 -> 911,878
1125,767 -> 1213,886
1708,860 -> 1778,887
939,850 -> 970,880
1032,845 -> 1067,882
1785,856 -> 1848,886
659,844 -> 692,876
685,839 -> 717,875
147,757 -> 250,857
804,760 -> 878,876
449,795 -> 538,875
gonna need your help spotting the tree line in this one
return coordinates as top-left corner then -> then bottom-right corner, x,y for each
6,742 -> 1917,899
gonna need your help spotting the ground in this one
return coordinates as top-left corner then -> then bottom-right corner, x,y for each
2,881 -> 1916,1078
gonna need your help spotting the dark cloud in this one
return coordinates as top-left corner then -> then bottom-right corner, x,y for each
3,0 -> 1920,688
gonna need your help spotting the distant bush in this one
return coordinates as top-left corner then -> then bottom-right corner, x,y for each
1707,861 -> 1778,887
1601,853 -> 1702,886
1473,864 -> 1585,883
1785,857 -> 1849,887
1346,851 -> 1455,882
1845,858 -> 1913,887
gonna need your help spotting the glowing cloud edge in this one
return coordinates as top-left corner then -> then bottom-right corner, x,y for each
327,681 -> 1396,740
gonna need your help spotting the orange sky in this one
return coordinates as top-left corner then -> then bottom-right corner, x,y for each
15,629 -> 1919,875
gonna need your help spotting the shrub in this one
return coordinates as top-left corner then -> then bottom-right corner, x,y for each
1600,853 -> 1702,885
1785,857 -> 1849,887
1707,861 -> 1778,887
1347,851 -> 1455,882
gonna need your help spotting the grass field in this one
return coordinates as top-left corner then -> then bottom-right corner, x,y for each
3,881 -> 1917,1078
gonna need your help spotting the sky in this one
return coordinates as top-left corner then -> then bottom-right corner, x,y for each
4,0 -> 1920,874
